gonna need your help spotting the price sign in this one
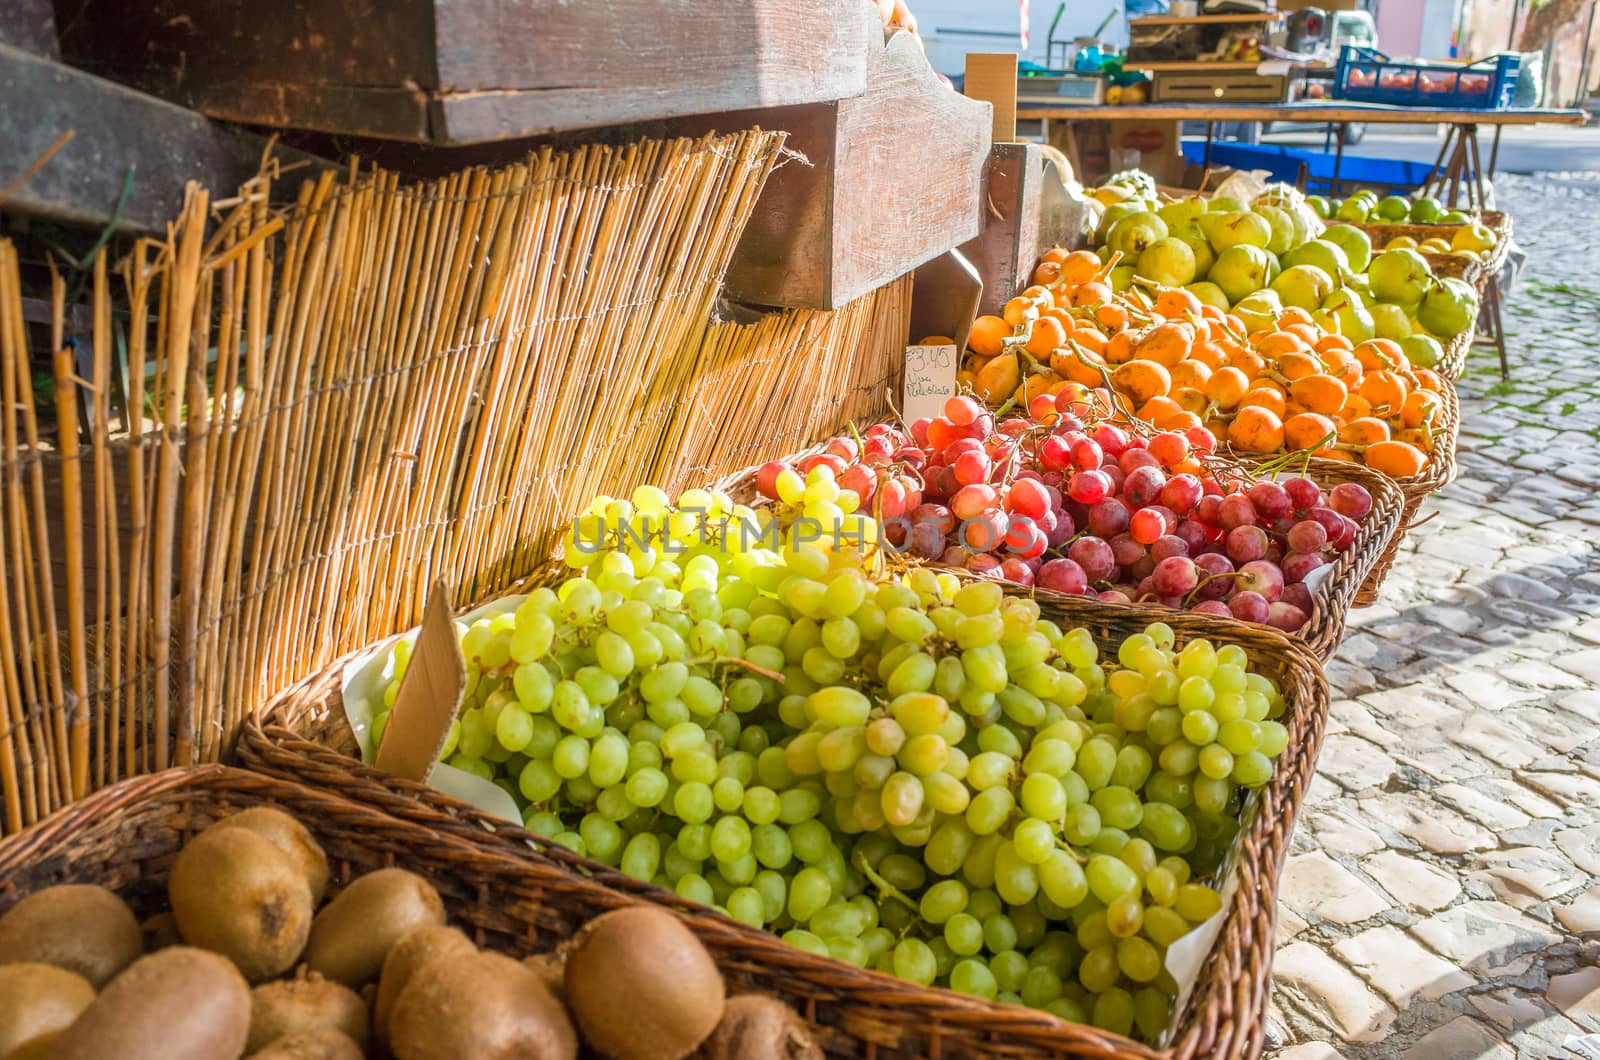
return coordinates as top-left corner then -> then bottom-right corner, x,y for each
903,343 -> 958,423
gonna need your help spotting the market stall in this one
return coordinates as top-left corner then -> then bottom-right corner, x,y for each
0,2 -> 1587,1058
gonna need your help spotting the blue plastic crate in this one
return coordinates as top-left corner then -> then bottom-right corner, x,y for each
1180,140 -> 1436,194
1333,46 -> 1519,110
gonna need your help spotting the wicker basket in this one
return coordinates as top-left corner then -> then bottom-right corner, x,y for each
710,439 -> 1404,661
1352,215 -> 1510,277
1353,378 -> 1460,606
237,600 -> 1329,1060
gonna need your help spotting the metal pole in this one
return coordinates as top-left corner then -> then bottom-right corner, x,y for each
1575,0 -> 1598,108
1507,0 -> 1523,50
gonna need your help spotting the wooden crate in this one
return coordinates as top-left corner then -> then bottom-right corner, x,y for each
51,0 -> 871,144
709,31 -> 992,310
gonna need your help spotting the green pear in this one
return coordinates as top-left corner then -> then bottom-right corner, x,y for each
1335,198 -> 1371,223
1400,334 -> 1444,367
1200,211 -> 1272,251
1209,245 -> 1275,304
1441,209 -> 1472,224
1254,204 -> 1296,255
1138,238 -> 1198,286
1417,276 -> 1478,337
1109,265 -> 1137,292
1186,281 -> 1230,312
1158,197 -> 1207,230
1207,195 -> 1249,214
1107,212 -> 1169,258
1282,239 -> 1351,281
1370,303 -> 1412,341
1306,195 -> 1333,219
1368,249 -> 1433,305
1320,224 -> 1372,273
1271,264 -> 1335,310
1319,287 -> 1376,342
1233,290 -> 1282,333
1097,201 -> 1144,241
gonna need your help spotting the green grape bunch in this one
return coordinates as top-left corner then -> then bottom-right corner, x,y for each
364,484 -> 1292,1044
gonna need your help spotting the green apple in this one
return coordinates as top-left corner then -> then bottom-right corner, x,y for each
1271,264 -> 1335,310
1400,334 -> 1444,368
1452,223 -> 1497,254
1368,248 -> 1433,305
1318,287 -> 1376,343
1441,209 -> 1472,224
1418,276 -> 1479,337
1254,204 -> 1297,255
1335,198 -> 1371,223
1138,238 -> 1198,286
1208,245 -> 1274,304
1306,195 -> 1333,219
1376,195 -> 1411,221
1107,211 -> 1169,258
1186,281 -> 1230,312
1410,195 -> 1444,222
1319,224 -> 1372,273
1199,211 -> 1272,251
1206,195 -> 1249,214
1282,239 -> 1351,281
1370,302 -> 1412,341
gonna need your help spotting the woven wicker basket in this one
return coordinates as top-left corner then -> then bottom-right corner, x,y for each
237,599 -> 1329,1059
1352,215 -> 1511,276
710,439 -> 1404,661
1353,378 -> 1460,606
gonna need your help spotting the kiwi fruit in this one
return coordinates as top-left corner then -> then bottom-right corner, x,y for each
0,883 -> 142,987
248,1027 -> 364,1060
694,995 -> 823,1060
304,868 -> 445,987
522,950 -> 567,1003
564,906 -> 724,1060
169,826 -> 314,981
388,951 -> 577,1060
50,946 -> 250,1060
142,911 -> 182,952
247,971 -> 369,1053
0,962 -> 96,1057
374,924 -> 476,1043
209,807 -> 330,904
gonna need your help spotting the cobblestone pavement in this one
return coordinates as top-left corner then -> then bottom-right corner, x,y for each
1268,172 -> 1600,1059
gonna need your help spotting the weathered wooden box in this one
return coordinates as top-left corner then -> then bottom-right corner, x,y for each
52,0 -> 872,144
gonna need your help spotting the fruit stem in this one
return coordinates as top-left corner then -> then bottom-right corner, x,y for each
715,656 -> 786,682
854,852 -> 921,914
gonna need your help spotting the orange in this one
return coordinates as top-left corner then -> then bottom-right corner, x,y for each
1153,287 -> 1203,320
1358,371 -> 1408,414
1169,359 -> 1213,392
1139,395 -> 1184,423
968,314 -> 1010,357
1240,387 -> 1287,419
1105,330 -> 1137,365
1111,359 -> 1173,406
1354,338 -> 1403,372
1275,351 -> 1323,382
1096,302 -> 1131,331
1004,296 -> 1039,328
1338,417 -> 1390,446
1071,327 -> 1107,356
1228,406 -> 1286,454
1032,260 -> 1063,286
1040,247 -> 1071,266
1058,250 -> 1102,286
1288,374 -> 1349,417
1252,331 -> 1309,359
1401,390 -> 1438,429
1205,367 -> 1249,410
1135,322 -> 1195,368
1284,413 -> 1337,454
1024,316 -> 1068,357
1069,282 -> 1113,308
1365,440 -> 1427,477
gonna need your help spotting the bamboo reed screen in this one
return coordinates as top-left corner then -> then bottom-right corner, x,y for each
0,126 -> 930,834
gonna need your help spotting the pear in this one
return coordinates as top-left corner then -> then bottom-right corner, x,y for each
1410,195 -> 1444,222
1418,277 -> 1478,338
1137,238 -> 1197,286
1108,265 -> 1137,292
1452,224 -> 1497,254
1319,225 -> 1372,273
1254,205 -> 1296,255
1271,265 -> 1335,311
1368,249 -> 1433,305
1185,281 -> 1230,312
1400,334 -> 1444,367
1208,245 -> 1274,304
1282,239 -> 1350,282
1207,195 -> 1249,214
1319,288 -> 1376,342
1199,211 -> 1271,251
1106,212 -> 1169,258
1370,303 -> 1412,341
1158,197 -> 1207,230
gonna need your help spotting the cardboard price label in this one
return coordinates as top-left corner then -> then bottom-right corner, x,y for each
903,343 -> 959,423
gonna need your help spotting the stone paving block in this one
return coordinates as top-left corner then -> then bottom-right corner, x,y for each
1355,687 -> 1459,729
1300,809 -> 1386,858
1557,688 -> 1600,723
1409,900 -> 1562,974
1555,885 -> 1600,934
1279,852 -> 1390,926
1332,925 -> 1475,1007
1334,632 -> 1417,672
1518,769 -> 1600,810
1448,715 -> 1547,769
1486,572 -> 1564,603
1497,659 -> 1590,690
1554,822 -> 1600,874
1555,648 -> 1600,683
1502,704 -> 1600,755
1359,851 -> 1461,913
1322,660 -> 1377,697
1548,966 -> 1600,1032
1442,669 -> 1538,708
1398,1016 -> 1513,1060
1272,1043 -> 1347,1060
1466,847 -> 1589,910
1276,905 -> 1309,944
1358,793 -> 1499,855
1315,735 -> 1399,793
1273,941 -> 1395,1043
1430,782 -> 1531,832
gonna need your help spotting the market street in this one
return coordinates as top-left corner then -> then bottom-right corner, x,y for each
1269,170 -> 1600,1056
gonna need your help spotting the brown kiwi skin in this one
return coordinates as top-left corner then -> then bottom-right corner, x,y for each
0,883 -> 142,987
0,962 -> 97,1058
304,868 -> 446,988
564,906 -> 725,1060
50,946 -> 251,1060
168,826 -> 314,982
210,807 -> 331,904
247,971 -> 370,1052
694,994 -> 824,1060
247,1027 -> 365,1060
374,924 -> 477,1046
388,950 -> 577,1060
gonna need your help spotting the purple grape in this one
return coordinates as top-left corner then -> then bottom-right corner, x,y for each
1225,525 -> 1269,563
1286,520 -> 1328,554
1228,591 -> 1270,623
1068,537 -> 1117,582
1038,558 -> 1089,595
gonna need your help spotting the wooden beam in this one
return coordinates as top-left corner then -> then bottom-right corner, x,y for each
965,53 -> 1020,144
0,44 -> 331,233
959,143 -> 1043,315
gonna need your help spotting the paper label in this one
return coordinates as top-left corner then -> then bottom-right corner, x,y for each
904,343 -> 959,423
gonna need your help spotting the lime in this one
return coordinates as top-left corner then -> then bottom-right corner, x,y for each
1376,195 -> 1411,221
1409,195 -> 1444,222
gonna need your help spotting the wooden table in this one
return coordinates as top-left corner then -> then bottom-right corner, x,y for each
1015,100 -> 1587,207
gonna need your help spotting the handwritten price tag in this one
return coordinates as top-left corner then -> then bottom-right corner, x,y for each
903,344 -> 958,423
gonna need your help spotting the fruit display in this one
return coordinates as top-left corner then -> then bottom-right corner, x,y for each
356,487 -> 1303,1044
1307,189 -> 1471,226
1087,179 -> 1479,353
0,805 -> 819,1060
961,261 -> 1448,476
745,408 -> 1379,635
